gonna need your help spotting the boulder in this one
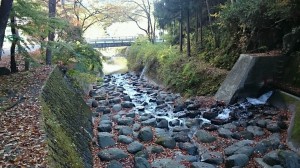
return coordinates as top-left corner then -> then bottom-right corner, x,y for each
225,154 -> 249,168
119,126 -> 133,136
152,158 -> 185,168
98,148 -> 128,161
127,141 -> 144,154
194,130 -> 217,143
135,157 -> 151,168
98,132 -> 115,148
191,162 -> 216,168
107,160 -> 123,168
138,127 -> 153,142
118,135 -> 133,144
156,136 -> 176,149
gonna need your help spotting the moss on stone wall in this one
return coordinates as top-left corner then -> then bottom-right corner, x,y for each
40,67 -> 93,168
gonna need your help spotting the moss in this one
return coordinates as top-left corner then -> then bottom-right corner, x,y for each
40,67 -> 92,167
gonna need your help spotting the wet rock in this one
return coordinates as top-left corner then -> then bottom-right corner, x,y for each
263,109 -> 279,116
191,162 -> 216,168
112,104 -> 122,112
201,152 -> 223,165
185,118 -> 202,128
194,130 -> 217,143
173,127 -> 190,132
178,142 -> 198,156
110,98 -> 122,104
126,111 -> 136,118
96,106 -> 106,113
119,126 -> 133,136
224,140 -> 254,156
218,128 -> 233,138
263,151 -> 281,166
139,115 -> 152,121
278,150 -> 300,168
103,108 -> 111,114
136,106 -> 145,111
201,123 -> 219,131
128,141 -> 144,154
156,136 -> 176,149
169,119 -> 181,127
266,122 -> 281,133
112,114 -> 121,122
117,117 -> 134,126
225,154 -> 249,168
118,135 -> 133,144
98,148 -> 128,161
146,145 -> 164,154
138,127 -> 153,142
133,123 -> 141,131
135,157 -> 151,168
98,132 -> 115,148
123,95 -> 131,101
141,118 -> 157,127
121,101 -> 135,108
211,119 -> 228,125
172,132 -> 190,142
186,110 -> 202,118
247,125 -> 265,136
174,104 -> 185,113
107,160 -> 123,168
91,100 -> 98,107
152,158 -> 185,168
157,119 -> 169,128
203,111 -> 218,120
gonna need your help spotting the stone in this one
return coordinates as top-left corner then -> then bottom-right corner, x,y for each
157,119 -> 169,128
98,132 -> 115,148
98,123 -> 112,132
173,127 -> 190,132
203,111 -> 218,120
119,126 -> 133,136
178,142 -> 198,156
278,150 -> 300,168
146,145 -> 164,154
110,98 -> 121,104
174,104 -> 185,113
126,111 -> 136,118
121,101 -> 135,108
223,123 -> 237,131
201,152 -> 223,165
263,151 -> 281,166
169,119 -> 181,127
218,128 -> 233,138
98,148 -> 128,161
135,157 -> 151,168
225,154 -> 249,168
91,100 -> 98,108
127,141 -> 144,154
186,110 -> 202,118
266,122 -> 281,133
201,123 -> 219,131
112,114 -> 121,122
156,136 -> 176,149
152,158 -> 185,168
175,154 -> 197,162
187,104 -> 200,111
191,162 -> 216,168
133,123 -> 141,131
135,150 -> 149,159
141,118 -> 157,127
107,160 -> 123,168
234,146 -> 254,157
256,119 -> 267,128
118,135 -> 134,144
232,131 -> 254,140
123,95 -> 131,101
224,140 -> 254,156
254,134 -> 280,155
172,132 -> 190,142
194,130 -> 217,143
138,127 -> 153,142
247,125 -> 265,136
117,117 -> 134,126
112,104 -> 122,112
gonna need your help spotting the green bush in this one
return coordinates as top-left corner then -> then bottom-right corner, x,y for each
127,40 -> 227,96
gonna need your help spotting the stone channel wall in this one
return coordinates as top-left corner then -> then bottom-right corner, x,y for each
40,67 -> 93,168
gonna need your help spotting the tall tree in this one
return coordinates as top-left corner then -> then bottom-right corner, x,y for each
9,9 -> 18,73
0,0 -> 13,60
46,0 -> 57,65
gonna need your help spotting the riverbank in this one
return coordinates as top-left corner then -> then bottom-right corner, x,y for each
88,72 -> 300,168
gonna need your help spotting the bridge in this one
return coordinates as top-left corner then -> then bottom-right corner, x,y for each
87,36 -> 137,48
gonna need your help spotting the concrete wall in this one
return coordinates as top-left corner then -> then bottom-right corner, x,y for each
40,67 -> 93,168
215,54 -> 282,104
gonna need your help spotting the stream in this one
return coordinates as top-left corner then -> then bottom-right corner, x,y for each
88,50 -> 299,167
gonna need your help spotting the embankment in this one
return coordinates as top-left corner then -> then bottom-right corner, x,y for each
40,67 -> 93,168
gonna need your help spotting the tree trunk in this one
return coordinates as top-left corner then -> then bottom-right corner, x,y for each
196,10 -> 199,43
179,8 -> 183,53
0,0 -> 13,60
186,7 -> 191,57
46,0 -> 57,65
10,14 -> 18,73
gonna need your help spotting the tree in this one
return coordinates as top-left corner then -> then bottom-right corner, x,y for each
9,9 -> 19,73
46,0 -> 57,65
0,0 -> 13,60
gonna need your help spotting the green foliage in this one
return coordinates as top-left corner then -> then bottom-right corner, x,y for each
127,40 -> 227,96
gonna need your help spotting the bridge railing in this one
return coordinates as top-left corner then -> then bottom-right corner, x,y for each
86,36 -> 138,44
